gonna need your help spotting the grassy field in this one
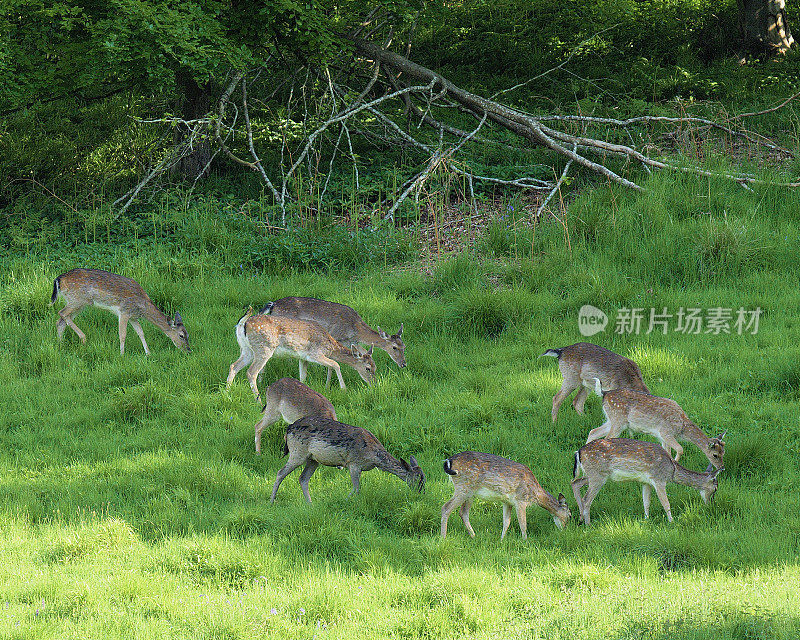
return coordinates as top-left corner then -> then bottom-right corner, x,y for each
1,172 -> 799,639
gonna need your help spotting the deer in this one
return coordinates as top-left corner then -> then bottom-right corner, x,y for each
541,342 -> 649,423
49,268 -> 190,355
254,378 -> 337,455
263,296 -> 405,386
270,416 -> 425,503
226,307 -> 376,403
441,451 -> 571,539
587,379 -> 726,471
572,438 -> 722,524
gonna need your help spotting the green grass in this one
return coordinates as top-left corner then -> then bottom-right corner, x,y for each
1,172 -> 800,638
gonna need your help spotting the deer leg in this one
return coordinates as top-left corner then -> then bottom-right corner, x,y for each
654,483 -> 673,522
501,503 -> 513,539
348,465 -> 362,496
660,436 -> 684,463
246,348 -> 273,403
270,455 -> 307,503
579,479 -> 606,526
298,459 -> 320,503
298,359 -> 308,383
642,484 -> 653,518
129,319 -> 150,356
316,356 -> 345,390
254,404 -> 282,455
459,499 -> 475,538
59,307 -> 87,343
572,386 -> 590,415
326,367 -> 333,388
551,381 -> 577,423
441,494 -> 467,538
586,421 -> 613,443
571,476 -> 588,523
117,314 -> 129,355
514,503 -> 528,540
226,343 -> 254,389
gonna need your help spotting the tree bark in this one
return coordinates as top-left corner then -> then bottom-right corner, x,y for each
173,68 -> 213,180
738,0 -> 794,54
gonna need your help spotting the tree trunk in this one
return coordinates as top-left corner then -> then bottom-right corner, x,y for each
173,68 -> 212,180
738,0 -> 794,54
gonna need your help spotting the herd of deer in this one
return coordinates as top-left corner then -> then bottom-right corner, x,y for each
49,267 -> 726,539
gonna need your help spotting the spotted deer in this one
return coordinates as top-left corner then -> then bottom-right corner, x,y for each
541,342 -> 649,423
270,416 -> 425,503
226,308 -> 376,402
441,451 -> 571,539
49,268 -> 190,355
572,438 -> 722,524
254,378 -> 337,455
587,379 -> 725,471
264,296 -> 405,386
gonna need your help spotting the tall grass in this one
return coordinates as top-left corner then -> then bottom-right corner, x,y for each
1,171 -> 799,638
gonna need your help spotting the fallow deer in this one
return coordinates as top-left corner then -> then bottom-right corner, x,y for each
254,378 -> 337,455
572,438 -> 722,524
541,342 -> 649,423
441,451 -> 571,539
270,416 -> 425,503
587,379 -> 725,471
226,308 -> 375,402
49,268 -> 190,355
263,296 -> 405,386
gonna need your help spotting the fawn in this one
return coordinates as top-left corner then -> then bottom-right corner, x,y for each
263,297 -> 405,386
587,379 -> 725,471
541,342 -> 649,423
226,308 -> 376,402
572,438 -> 722,524
441,451 -> 571,539
270,416 -> 425,503
50,268 -> 189,355
254,378 -> 337,455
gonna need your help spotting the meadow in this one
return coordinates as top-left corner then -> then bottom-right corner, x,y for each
1,171 -> 800,639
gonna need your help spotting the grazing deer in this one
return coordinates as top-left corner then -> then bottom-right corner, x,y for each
49,268 -> 190,355
587,379 -> 725,471
441,451 -> 571,539
541,342 -> 649,423
270,416 -> 425,503
572,438 -> 722,524
254,378 -> 337,455
226,308 -> 375,402
264,296 -> 405,386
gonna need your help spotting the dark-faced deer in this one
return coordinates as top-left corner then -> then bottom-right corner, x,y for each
541,342 -> 649,422
264,297 -> 405,386
254,378 -> 337,455
50,268 -> 189,355
572,438 -> 722,524
441,451 -> 571,539
226,308 -> 376,402
270,416 -> 425,503
587,379 -> 725,471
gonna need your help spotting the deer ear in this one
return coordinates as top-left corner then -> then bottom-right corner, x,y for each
367,345 -> 374,355
378,326 -> 389,339
399,457 -> 411,471
397,323 -> 403,338
558,493 -> 566,506
350,344 -> 362,357
174,312 -> 183,326
717,430 -> 727,440
710,467 -> 723,480
409,455 -> 419,469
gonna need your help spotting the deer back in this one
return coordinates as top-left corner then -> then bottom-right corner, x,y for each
558,342 -> 649,393
245,314 -> 340,356
265,378 -> 337,423
577,438 -> 677,483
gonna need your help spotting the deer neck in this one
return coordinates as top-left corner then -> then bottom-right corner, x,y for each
681,420 -> 712,455
330,341 -> 357,365
140,299 -> 173,334
671,463 -> 710,491
530,484 -> 560,515
374,449 -> 409,480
